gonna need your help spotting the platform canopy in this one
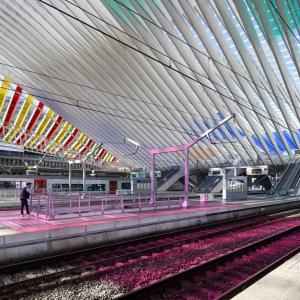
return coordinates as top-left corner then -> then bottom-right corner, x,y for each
1,0 -> 300,170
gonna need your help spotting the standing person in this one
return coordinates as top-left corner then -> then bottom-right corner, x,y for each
20,182 -> 33,217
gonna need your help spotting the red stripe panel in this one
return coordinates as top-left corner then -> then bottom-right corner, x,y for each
37,116 -> 63,149
64,128 -> 79,147
81,139 -> 93,155
96,149 -> 106,162
47,116 -> 63,139
26,102 -> 44,133
4,86 -> 22,126
112,157 -> 117,162
99,149 -> 106,159
38,141 -> 45,149
0,86 -> 23,136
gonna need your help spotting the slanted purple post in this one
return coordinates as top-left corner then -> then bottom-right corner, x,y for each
124,113 -> 235,209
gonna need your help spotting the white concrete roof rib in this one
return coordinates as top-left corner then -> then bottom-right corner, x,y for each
0,0 -> 300,168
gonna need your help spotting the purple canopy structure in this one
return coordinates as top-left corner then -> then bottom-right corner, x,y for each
125,114 -> 235,207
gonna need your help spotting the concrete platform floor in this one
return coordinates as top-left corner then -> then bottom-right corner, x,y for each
0,195 -> 300,264
0,195 -> 298,232
232,251 -> 300,300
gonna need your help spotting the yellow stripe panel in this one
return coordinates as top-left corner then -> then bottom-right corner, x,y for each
105,153 -> 112,162
49,122 -> 72,151
27,109 -> 54,147
0,78 -> 11,113
37,110 -> 54,136
72,134 -> 87,151
6,94 -> 34,142
55,122 -> 71,144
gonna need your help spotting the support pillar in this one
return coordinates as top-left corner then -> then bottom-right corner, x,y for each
69,163 -> 72,192
82,161 -> 86,196
150,153 -> 156,205
182,149 -> 191,208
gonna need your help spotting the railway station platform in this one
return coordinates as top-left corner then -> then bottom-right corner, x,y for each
0,195 -> 300,264
232,251 -> 300,300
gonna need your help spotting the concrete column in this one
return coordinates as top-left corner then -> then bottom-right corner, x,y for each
182,149 -> 191,208
83,161 -> 86,194
150,152 -> 156,205
69,163 -> 72,192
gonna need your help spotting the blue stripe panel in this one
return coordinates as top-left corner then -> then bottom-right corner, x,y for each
237,128 -> 245,137
217,112 -> 236,139
262,135 -> 277,155
252,135 -> 264,150
185,120 -> 198,137
272,132 -> 286,152
203,122 -> 218,141
193,121 -> 207,143
210,117 -> 227,139
282,131 -> 296,150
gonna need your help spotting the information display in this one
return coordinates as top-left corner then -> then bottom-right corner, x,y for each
252,169 -> 262,174
137,180 -> 151,190
229,179 -> 244,193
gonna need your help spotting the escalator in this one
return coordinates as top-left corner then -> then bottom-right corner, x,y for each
273,161 -> 300,195
273,163 -> 294,191
204,176 -> 222,193
157,166 -> 180,189
195,176 -> 213,192
195,176 -> 222,193
289,169 -> 300,196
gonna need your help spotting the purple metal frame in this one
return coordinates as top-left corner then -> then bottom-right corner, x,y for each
125,114 -> 235,207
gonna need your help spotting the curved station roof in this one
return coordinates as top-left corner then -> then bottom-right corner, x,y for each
1,0 -> 300,170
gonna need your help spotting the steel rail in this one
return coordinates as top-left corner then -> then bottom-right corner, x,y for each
215,244 -> 300,299
114,221 -> 300,300
0,208 -> 298,295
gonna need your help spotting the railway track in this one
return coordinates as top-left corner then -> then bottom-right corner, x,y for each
0,207 -> 300,299
114,216 -> 300,300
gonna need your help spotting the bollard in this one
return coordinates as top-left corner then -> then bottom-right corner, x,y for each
106,193 -> 107,205
139,194 -> 141,211
70,193 -> 72,207
52,196 -> 54,219
45,196 -> 49,218
37,196 -> 40,217
5,189 -> 6,198
102,194 -> 104,215
0,189 -> 1,201
133,191 -> 135,204
15,189 -> 17,201
89,192 -> 91,206
180,193 -> 182,206
121,193 -> 124,213
78,195 -> 81,217
168,193 -> 170,209
146,192 -> 147,203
